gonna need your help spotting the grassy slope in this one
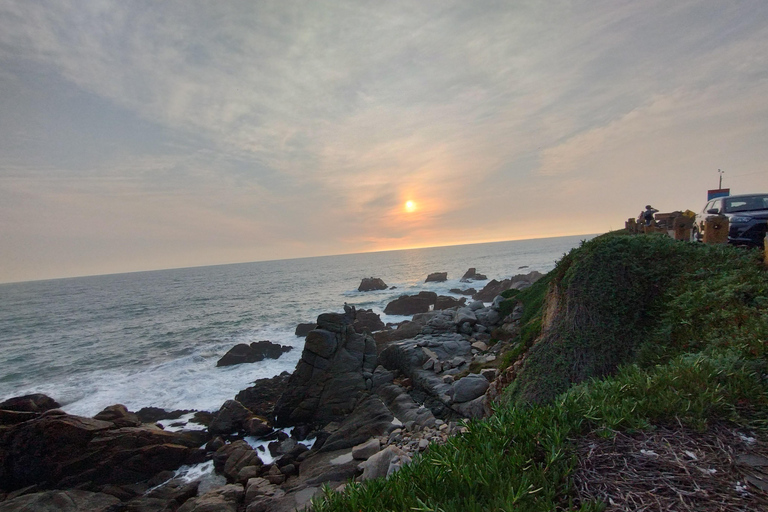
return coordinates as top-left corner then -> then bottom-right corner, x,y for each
313,233 -> 768,511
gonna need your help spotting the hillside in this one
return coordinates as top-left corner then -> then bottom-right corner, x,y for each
312,232 -> 768,511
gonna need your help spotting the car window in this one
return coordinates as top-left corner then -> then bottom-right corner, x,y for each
724,195 -> 768,213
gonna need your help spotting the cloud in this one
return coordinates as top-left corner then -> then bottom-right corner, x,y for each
1,0 -> 768,280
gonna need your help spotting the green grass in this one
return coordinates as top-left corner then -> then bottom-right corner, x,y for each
311,234 -> 768,512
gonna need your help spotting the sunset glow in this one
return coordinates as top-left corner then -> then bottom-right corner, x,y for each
405,200 -> 416,212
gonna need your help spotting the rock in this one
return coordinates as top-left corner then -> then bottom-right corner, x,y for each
451,395 -> 488,419
452,374 -> 490,403
434,295 -> 466,310
235,372 -> 291,419
0,490 -> 121,511
298,448 -> 360,486
454,307 -> 478,326
177,484 -> 243,512
375,383 -> 436,428
213,441 -> 263,482
134,407 -> 191,424
425,272 -> 448,283
358,446 -> 410,481
352,309 -> 386,333
0,394 -> 60,413
0,411 -> 202,491
358,277 -> 388,292
352,439 -> 381,460
93,404 -> 141,427
273,311 -> 377,427
473,271 -> 544,302
216,341 -> 292,367
244,417 -> 272,438
481,368 -> 498,381
209,400 -> 253,435
383,293 -> 435,316
471,341 -> 488,352
295,323 -> 317,337
318,395 -> 394,453
450,288 -> 477,296
460,268 -> 487,282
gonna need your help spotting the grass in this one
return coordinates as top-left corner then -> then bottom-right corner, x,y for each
311,233 -> 768,511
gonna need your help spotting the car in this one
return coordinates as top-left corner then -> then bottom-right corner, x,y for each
693,193 -> 768,247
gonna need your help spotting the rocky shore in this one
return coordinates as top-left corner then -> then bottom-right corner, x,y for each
0,269 -> 542,512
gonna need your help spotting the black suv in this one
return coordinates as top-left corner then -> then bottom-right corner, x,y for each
693,193 -> 768,247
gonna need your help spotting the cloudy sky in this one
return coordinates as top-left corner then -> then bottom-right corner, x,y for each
1,1 -> 767,283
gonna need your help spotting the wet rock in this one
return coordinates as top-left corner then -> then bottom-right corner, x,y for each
216,341 -> 292,367
235,372 -> 291,420
0,394 -> 60,413
358,277 -> 388,292
213,441 -> 263,482
93,404 -> 141,427
460,268 -> 487,282
425,272 -> 448,283
209,400 -> 253,435
295,323 -> 317,337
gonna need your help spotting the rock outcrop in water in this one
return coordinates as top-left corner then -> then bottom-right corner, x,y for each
216,340 -> 292,367
358,277 -> 388,292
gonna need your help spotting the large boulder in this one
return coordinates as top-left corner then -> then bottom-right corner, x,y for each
452,374 -> 490,403
0,490 -> 121,512
0,410 -> 204,492
212,441 -> 263,482
425,272 -> 448,283
209,400 -> 254,435
352,309 -> 386,334
460,268 -> 488,282
235,372 -> 291,419
434,295 -> 466,310
93,404 -> 141,427
316,395 -> 395,453
358,277 -> 388,292
0,394 -> 59,413
216,341 -> 292,367
273,312 -> 377,427
383,292 -> 437,316
295,323 -> 317,337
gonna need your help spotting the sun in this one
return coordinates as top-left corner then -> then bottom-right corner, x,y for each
404,200 -> 416,212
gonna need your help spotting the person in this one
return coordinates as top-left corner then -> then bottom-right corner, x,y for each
639,205 -> 658,226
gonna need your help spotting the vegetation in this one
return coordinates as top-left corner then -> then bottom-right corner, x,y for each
312,233 -> 768,511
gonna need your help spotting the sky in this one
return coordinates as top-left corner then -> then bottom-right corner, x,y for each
1,1 -> 767,283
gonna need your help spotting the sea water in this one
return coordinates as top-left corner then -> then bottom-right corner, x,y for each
0,234 -> 595,417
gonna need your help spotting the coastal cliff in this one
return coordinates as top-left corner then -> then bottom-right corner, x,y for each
313,232 -> 768,511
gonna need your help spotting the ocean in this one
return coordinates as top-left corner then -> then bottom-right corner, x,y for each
0,234 -> 595,417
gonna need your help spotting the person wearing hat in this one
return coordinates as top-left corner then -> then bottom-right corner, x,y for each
640,205 -> 658,226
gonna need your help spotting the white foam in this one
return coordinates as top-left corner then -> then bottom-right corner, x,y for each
40,327 -> 303,417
